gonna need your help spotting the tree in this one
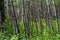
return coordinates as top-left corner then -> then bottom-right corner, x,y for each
8,0 -> 19,34
0,0 -> 5,32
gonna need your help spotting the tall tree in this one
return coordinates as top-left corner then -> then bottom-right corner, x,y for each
8,0 -> 19,34
21,0 -> 28,39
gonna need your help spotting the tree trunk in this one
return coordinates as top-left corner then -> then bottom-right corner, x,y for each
8,0 -> 19,34
0,0 -> 5,32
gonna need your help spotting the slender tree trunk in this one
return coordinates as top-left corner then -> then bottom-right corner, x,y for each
22,0 -> 28,39
43,0 -> 47,29
52,0 -> 58,31
0,0 -> 5,32
8,0 -> 19,34
0,11 -> 2,32
27,1 -> 32,38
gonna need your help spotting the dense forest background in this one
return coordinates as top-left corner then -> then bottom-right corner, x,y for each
0,0 -> 60,40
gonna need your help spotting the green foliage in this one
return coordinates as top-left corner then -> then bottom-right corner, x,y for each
0,18 -> 60,40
